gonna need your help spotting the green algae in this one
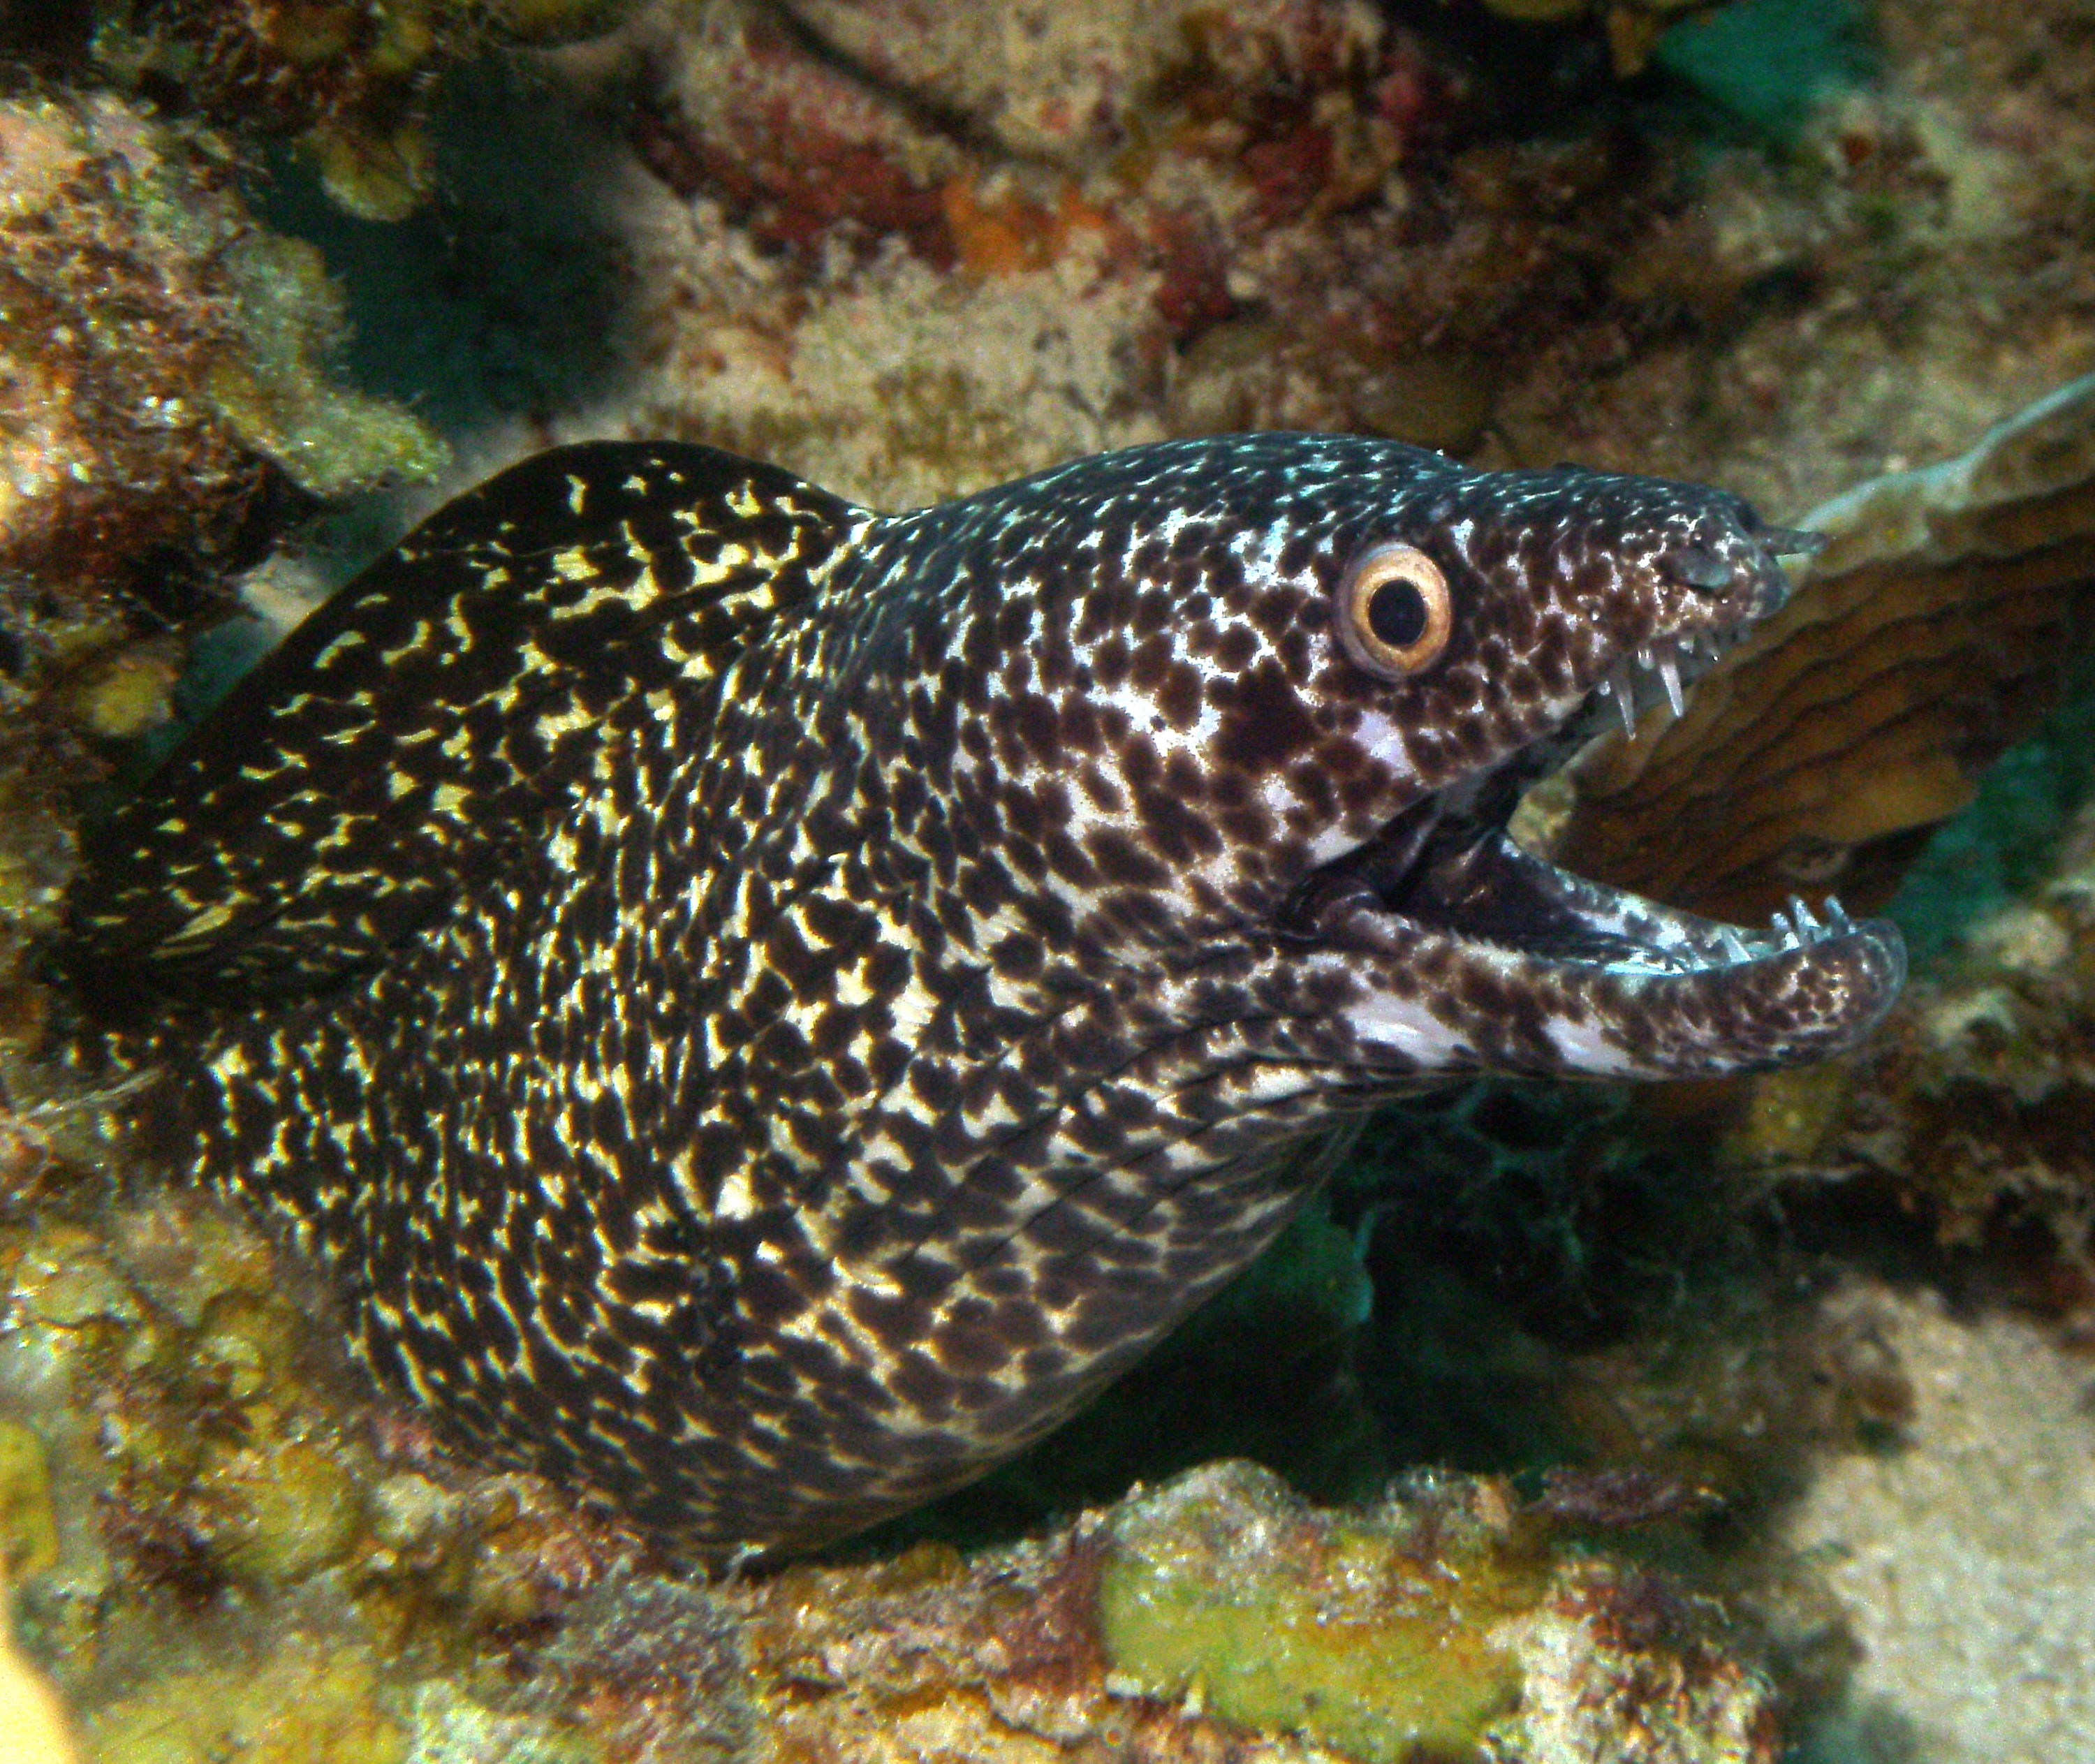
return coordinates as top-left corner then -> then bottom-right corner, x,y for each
0,1420 -> 58,1581
1101,1462 -> 1781,1762
203,230 -> 450,502
1101,1462 -> 1540,1761
196,1433 -> 365,1587
1655,0 -> 1876,138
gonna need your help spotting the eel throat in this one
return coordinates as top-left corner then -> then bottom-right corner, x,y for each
59,434 -> 1905,1559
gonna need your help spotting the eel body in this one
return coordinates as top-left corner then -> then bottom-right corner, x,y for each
64,435 -> 1905,1557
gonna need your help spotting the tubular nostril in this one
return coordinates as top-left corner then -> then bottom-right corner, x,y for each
1673,546 -> 1734,591
1762,525 -> 1829,558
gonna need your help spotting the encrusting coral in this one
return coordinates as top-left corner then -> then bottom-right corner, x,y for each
626,0 -> 1763,504
87,0 -> 640,219
0,89 -> 443,573
1102,1460 -> 1775,1764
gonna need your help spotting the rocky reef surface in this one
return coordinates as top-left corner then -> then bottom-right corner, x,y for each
3,0 -> 2095,1759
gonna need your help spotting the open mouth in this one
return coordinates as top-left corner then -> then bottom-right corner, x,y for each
1277,532 -> 1906,1075
1308,797 -> 1870,980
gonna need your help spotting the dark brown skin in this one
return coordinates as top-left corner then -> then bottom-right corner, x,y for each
65,434 -> 1904,1559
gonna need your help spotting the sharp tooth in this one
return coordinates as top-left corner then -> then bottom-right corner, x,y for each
1828,895 -> 1850,928
1719,927 -> 1750,962
1607,662 -> 1638,740
1656,647 -> 1686,719
1789,893 -> 1821,935
1770,907 -> 1795,946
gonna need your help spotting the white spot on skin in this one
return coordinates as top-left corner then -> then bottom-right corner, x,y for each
1540,1013 -> 1638,1075
1339,991 -> 1460,1066
1304,825 -> 1358,865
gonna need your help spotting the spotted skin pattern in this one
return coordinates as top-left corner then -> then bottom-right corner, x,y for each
66,434 -> 1904,1557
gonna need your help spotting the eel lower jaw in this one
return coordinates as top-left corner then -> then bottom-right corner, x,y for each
1291,812 -> 1907,1080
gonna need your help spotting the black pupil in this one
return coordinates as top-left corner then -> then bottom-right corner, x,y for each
1366,577 -> 1428,648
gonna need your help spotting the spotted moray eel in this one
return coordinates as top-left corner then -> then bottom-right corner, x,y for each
64,434 -> 1905,1559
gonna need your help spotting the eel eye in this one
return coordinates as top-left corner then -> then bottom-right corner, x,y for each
1337,541 -> 1451,678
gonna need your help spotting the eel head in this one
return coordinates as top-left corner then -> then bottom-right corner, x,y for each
906,436 -> 1906,1086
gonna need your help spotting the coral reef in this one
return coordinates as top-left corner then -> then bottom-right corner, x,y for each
0,90 -> 440,626
612,0 -> 1781,506
530,0 -> 2095,536
0,1177 -> 656,1764
1487,0 -> 2095,524
1103,1460 -> 1775,1764
4,0 -> 2095,1751
87,0 -> 640,219
1735,788 -> 2095,1266
1776,1284 -> 2095,1763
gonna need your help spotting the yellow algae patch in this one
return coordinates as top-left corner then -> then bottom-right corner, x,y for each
0,1422 -> 59,1581
1100,1462 -> 1536,1761
83,1636 -> 406,1764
